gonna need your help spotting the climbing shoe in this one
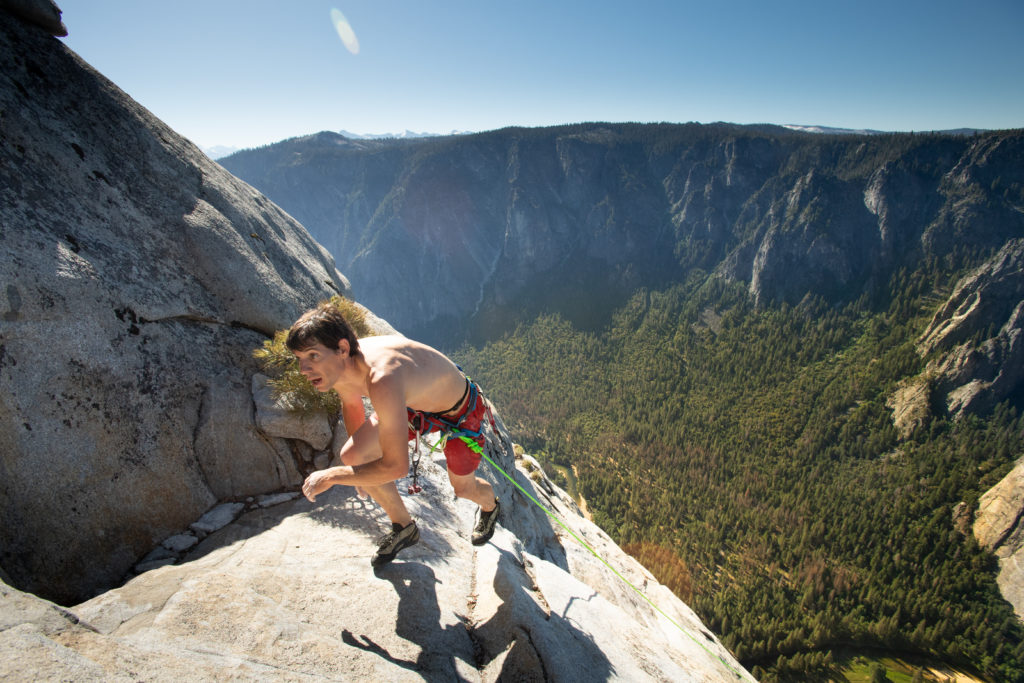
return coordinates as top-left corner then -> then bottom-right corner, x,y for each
371,521 -> 419,568
471,498 -> 500,546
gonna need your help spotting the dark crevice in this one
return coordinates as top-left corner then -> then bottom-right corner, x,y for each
191,383 -> 214,496
228,319 -> 272,336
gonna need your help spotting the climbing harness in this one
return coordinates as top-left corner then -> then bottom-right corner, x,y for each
406,372 -> 497,495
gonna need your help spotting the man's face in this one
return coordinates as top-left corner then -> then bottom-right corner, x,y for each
293,341 -> 346,392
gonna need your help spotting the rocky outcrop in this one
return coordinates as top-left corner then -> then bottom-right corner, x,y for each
1,420 -> 753,681
885,376 -> 933,439
0,8 -> 351,603
974,458 -> 1024,618
884,239 -> 1024,439
918,239 -> 1024,418
0,0 -> 66,36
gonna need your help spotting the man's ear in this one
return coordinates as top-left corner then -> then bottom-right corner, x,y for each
336,338 -> 350,357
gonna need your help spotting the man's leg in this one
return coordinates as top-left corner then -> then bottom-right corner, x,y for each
447,469 -> 496,511
449,468 -> 500,545
341,418 -> 413,528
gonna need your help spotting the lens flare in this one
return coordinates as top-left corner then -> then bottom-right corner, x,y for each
330,8 -> 360,55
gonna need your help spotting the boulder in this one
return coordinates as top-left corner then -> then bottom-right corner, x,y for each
0,10 -> 350,603
251,373 -> 333,450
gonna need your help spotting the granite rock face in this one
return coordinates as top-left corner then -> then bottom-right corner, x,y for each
0,8 -> 350,603
0,0 -> 66,36
974,458 -> 1024,619
918,238 -> 1024,418
1,418 -> 753,682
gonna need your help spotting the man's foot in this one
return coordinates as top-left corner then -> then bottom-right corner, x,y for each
371,521 -> 419,567
471,498 -> 500,546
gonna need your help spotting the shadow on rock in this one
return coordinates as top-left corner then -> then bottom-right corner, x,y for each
306,484 -> 464,560
344,561 -> 477,680
473,547 -> 614,681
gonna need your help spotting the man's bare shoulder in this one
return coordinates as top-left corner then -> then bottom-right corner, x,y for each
359,335 -> 419,368
359,336 -> 462,411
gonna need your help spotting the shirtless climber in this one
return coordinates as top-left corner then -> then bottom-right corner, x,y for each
287,302 -> 500,567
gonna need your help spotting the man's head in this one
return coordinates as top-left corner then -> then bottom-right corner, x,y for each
286,302 -> 362,358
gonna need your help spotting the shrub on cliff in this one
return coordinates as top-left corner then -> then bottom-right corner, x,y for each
254,295 -> 373,415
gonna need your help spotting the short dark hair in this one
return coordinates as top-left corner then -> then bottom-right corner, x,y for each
286,302 -> 361,357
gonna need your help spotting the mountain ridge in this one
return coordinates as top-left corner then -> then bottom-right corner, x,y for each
219,121 -> 1023,347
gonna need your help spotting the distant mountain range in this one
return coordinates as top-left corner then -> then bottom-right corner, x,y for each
205,123 -> 988,160
337,128 -> 474,140
202,144 -> 242,159
782,124 -> 987,136
203,128 -> 473,159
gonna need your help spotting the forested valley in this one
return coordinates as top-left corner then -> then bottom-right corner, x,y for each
457,258 -> 1024,681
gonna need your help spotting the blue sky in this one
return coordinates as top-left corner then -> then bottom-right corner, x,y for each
58,0 -> 1024,151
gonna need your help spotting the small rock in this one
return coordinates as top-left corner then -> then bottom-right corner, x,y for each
141,546 -> 177,563
189,503 -> 245,535
161,533 -> 199,553
134,558 -> 176,574
256,492 -> 300,508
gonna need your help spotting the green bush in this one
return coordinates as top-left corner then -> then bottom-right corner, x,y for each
253,296 -> 373,415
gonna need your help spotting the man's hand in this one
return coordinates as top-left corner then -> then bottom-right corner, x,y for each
302,469 -> 336,502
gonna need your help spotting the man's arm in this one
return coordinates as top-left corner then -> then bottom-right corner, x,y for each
301,374 -> 410,501
352,371 -> 410,482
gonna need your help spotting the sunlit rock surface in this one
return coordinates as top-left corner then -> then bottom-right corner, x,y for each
3,425 -> 752,681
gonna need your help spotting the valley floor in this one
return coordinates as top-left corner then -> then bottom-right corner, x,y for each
830,648 -> 987,683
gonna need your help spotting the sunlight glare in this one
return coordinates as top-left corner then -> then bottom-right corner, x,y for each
330,8 -> 360,55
